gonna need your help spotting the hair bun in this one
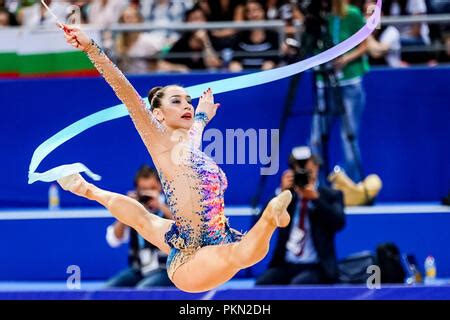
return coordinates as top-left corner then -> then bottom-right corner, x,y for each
148,86 -> 163,104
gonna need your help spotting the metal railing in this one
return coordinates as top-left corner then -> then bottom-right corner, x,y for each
3,14 -> 450,61
106,20 -> 287,66
104,14 -> 450,59
380,14 -> 450,25
108,20 -> 287,60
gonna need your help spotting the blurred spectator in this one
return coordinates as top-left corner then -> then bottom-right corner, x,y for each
428,0 -> 450,13
198,0 -> 246,49
115,4 -> 166,74
104,165 -> 174,288
86,0 -> 128,27
280,37 -> 301,65
383,0 -> 435,63
0,0 -> 17,12
199,0 -> 245,21
139,0 -> 192,45
256,146 -> 346,285
310,0 -> 369,183
229,0 -> 280,71
387,0 -> 431,46
364,0 -> 405,67
0,6 -> 18,26
140,0 -> 189,23
427,0 -> 450,63
0,0 -> 18,27
443,29 -> 450,63
265,0 -> 304,36
68,1 -> 90,24
17,0 -> 70,27
266,0 -> 280,19
349,0 -> 365,9
162,5 -> 222,71
0,8 -> 9,26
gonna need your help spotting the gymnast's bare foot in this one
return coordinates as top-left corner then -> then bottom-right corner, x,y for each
57,173 -> 91,198
265,190 -> 292,228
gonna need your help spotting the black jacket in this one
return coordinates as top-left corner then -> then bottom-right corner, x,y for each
267,186 -> 346,282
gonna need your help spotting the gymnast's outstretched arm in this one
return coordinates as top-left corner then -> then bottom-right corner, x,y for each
61,24 -> 165,152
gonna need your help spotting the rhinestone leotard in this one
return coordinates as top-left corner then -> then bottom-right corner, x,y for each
85,42 -> 243,280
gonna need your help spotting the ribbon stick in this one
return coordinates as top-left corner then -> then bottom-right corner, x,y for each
28,0 -> 382,184
41,0 -> 64,29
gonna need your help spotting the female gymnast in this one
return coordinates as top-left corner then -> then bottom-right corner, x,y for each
57,24 -> 292,293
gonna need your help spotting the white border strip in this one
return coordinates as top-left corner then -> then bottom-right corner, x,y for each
0,205 -> 448,220
346,205 -> 450,215
0,209 -> 111,220
0,206 -> 255,220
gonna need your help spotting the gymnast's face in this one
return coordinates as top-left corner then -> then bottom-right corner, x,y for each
152,86 -> 195,130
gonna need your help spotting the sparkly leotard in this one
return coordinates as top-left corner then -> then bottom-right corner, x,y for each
85,41 -> 243,280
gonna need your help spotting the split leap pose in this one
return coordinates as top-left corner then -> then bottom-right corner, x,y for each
57,24 -> 292,293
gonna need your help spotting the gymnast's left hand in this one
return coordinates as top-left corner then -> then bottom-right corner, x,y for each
196,88 -> 220,122
60,23 -> 91,52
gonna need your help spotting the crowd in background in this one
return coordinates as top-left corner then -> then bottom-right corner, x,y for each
0,0 -> 449,72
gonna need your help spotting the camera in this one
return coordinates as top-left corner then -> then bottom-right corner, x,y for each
137,193 -> 154,204
289,161 -> 312,189
288,146 -> 313,189
298,0 -> 334,57
293,167 -> 311,188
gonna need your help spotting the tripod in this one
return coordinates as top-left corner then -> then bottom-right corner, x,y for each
311,62 -> 366,185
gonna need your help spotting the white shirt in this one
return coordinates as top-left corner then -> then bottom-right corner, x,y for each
141,0 -> 189,24
87,0 -> 128,28
126,32 -> 166,58
106,224 -> 130,248
390,0 -> 430,45
380,26 -> 402,67
140,0 -> 191,45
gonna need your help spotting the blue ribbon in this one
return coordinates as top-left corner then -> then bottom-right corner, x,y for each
28,0 -> 381,184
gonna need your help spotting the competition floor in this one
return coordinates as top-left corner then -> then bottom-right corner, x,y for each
1,203 -> 449,300
1,281 -> 450,300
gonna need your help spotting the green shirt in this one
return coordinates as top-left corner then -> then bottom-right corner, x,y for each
328,5 -> 370,83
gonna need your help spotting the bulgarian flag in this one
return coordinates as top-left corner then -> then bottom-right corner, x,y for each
0,27 -> 101,78
0,28 -> 19,78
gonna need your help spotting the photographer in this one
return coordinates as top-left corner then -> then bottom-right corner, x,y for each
256,146 -> 346,285
104,165 -> 174,288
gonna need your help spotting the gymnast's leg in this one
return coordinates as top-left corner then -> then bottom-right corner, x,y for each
57,174 -> 173,254
226,190 -> 292,268
171,190 -> 292,292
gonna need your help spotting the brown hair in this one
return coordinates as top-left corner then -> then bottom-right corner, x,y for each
148,86 -> 167,110
116,5 -> 144,55
133,164 -> 159,188
148,85 -> 185,110
245,0 -> 266,20
332,0 -> 348,17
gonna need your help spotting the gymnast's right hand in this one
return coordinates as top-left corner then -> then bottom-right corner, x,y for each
196,88 -> 220,122
61,24 -> 91,52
